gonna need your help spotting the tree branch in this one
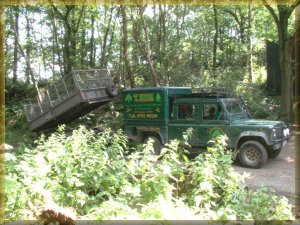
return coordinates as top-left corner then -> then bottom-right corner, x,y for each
262,0 -> 280,29
286,0 -> 300,18
223,9 -> 241,27
51,5 -> 64,21
75,6 -> 85,34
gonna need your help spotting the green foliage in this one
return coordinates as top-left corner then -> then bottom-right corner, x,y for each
237,82 -> 280,120
6,6 -> 289,87
73,101 -> 124,131
6,126 -> 293,221
5,78 -> 36,145
187,137 -> 240,212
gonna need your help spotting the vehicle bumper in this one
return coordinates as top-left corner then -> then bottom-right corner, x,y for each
271,127 -> 289,150
272,139 -> 288,150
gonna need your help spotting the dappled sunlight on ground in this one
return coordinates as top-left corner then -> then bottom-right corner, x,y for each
285,156 -> 294,163
233,134 -> 295,207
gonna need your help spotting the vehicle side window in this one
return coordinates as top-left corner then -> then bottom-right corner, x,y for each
203,103 -> 224,120
178,104 -> 196,120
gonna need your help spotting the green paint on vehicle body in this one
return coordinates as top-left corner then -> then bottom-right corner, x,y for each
123,87 -> 289,167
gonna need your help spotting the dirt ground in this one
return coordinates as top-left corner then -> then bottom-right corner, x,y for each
233,134 -> 296,207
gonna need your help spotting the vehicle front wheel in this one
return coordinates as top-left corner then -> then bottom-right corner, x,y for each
238,140 -> 268,169
144,136 -> 162,155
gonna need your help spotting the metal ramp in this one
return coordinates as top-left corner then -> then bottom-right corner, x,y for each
24,69 -> 118,132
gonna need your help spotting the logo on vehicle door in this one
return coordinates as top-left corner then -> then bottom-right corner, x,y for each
209,128 -> 225,140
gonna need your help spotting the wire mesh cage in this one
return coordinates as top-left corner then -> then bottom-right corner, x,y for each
23,69 -> 115,123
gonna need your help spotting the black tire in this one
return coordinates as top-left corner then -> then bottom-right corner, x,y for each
144,136 -> 162,155
238,140 -> 268,169
106,84 -> 118,97
268,148 -> 282,159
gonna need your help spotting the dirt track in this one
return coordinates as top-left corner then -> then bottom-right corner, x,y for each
233,134 -> 296,206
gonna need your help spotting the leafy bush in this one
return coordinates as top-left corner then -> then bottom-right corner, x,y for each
5,79 -> 37,145
5,126 -> 293,221
236,82 -> 280,120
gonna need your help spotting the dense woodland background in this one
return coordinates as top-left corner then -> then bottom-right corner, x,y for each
5,4 -> 299,143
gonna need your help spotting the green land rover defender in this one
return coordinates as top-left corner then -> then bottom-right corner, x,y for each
123,87 -> 290,168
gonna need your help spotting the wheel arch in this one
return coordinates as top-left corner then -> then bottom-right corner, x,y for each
236,133 -> 270,151
140,131 -> 163,144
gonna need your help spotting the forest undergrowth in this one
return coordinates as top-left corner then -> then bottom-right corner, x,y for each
5,126 -> 293,222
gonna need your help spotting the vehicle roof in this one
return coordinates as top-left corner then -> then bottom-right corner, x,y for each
123,86 -> 191,92
172,93 -> 237,99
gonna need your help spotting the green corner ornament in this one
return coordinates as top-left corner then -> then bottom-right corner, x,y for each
156,93 -> 161,102
125,94 -> 133,103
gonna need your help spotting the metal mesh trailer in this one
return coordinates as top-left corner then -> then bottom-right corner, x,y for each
24,69 -> 117,132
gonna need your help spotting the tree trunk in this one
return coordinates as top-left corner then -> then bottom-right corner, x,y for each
104,13 -> 117,68
247,4 -> 253,82
25,7 -> 32,84
81,28 -> 86,67
160,5 -> 169,85
100,7 -> 114,67
278,12 -> 291,122
50,7 -> 63,75
89,14 -> 95,68
12,12 -> 41,101
264,1 -> 300,122
12,6 -> 19,83
175,6 -> 180,40
121,6 -> 135,88
52,5 -> 84,76
139,6 -> 159,87
212,5 -> 218,77
63,21 -> 71,74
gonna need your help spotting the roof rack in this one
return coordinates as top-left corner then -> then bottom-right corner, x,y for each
192,87 -> 235,97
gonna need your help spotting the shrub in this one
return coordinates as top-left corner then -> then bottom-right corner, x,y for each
5,126 -> 293,221
236,82 -> 280,120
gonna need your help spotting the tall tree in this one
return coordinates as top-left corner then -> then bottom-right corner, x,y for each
263,0 -> 300,122
89,14 -> 95,68
51,5 -> 85,75
10,7 -> 42,101
12,6 -> 19,83
100,7 -> 115,68
139,6 -> 159,87
25,7 -> 33,84
49,6 -> 63,75
121,6 -> 135,88
247,4 -> 254,82
212,5 -> 219,76
159,5 -> 169,85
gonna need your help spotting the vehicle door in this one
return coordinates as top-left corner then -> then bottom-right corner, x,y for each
168,100 -> 200,146
198,101 -> 229,146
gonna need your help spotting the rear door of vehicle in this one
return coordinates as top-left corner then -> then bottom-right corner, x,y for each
198,100 -> 228,146
168,99 -> 200,146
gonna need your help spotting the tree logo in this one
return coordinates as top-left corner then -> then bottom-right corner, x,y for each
125,94 -> 133,103
155,93 -> 161,102
209,128 -> 225,140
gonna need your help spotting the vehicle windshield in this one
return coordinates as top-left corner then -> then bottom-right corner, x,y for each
223,99 -> 247,115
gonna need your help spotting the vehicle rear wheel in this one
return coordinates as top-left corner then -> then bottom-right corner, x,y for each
144,136 -> 162,155
268,148 -> 282,159
238,140 -> 268,169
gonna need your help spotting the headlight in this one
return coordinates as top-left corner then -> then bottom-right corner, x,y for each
271,128 -> 277,139
283,128 -> 289,137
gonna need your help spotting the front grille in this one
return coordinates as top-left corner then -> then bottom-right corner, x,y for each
274,127 -> 283,139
